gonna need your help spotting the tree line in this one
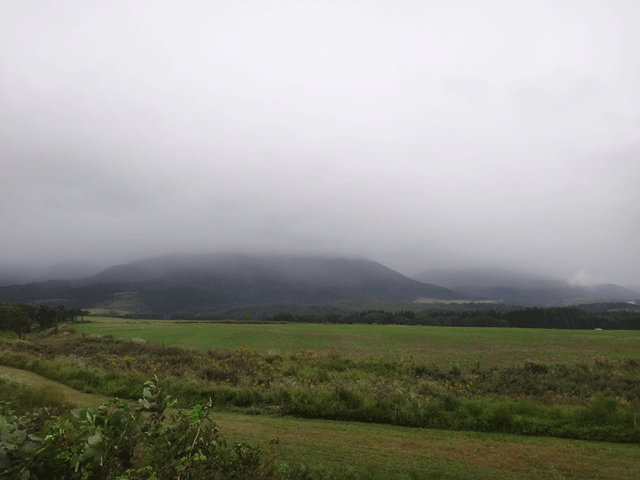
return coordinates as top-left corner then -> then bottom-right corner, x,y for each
3,302 -> 639,333
265,306 -> 640,330
0,303 -> 87,338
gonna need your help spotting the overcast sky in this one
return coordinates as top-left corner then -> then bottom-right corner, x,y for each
1,0 -> 639,285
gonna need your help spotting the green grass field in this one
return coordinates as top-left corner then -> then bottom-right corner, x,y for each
73,317 -> 640,365
3,319 -> 640,479
1,364 -> 639,480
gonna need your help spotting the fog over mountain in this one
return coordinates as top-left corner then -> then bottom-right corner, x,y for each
89,254 -> 414,288
2,254 -> 637,315
88,253 -> 461,299
413,268 -> 566,291
413,267 -> 640,306
0,254 -> 463,314
1,1 -> 639,286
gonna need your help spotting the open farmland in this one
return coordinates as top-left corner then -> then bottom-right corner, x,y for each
73,316 -> 640,365
2,319 -> 640,479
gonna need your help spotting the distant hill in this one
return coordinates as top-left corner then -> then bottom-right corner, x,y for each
413,268 -> 640,306
0,265 -> 42,286
0,254 -> 462,314
0,261 -> 106,286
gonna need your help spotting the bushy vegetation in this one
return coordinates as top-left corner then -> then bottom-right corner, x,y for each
0,375 -> 274,480
1,328 -> 639,444
0,304 -> 87,339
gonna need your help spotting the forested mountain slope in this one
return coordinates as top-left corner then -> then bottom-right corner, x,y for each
0,254 -> 462,314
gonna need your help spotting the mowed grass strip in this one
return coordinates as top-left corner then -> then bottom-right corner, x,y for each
216,413 -> 640,480
1,364 -> 638,480
74,317 -> 640,365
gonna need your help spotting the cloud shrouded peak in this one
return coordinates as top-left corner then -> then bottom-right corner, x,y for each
1,0 -> 639,286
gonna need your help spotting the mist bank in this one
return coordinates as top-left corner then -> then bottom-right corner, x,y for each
413,268 -> 640,306
1,254 -> 638,315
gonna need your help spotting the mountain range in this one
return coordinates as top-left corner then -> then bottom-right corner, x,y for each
1,255 -> 638,315
412,268 -> 640,306
0,254 -> 461,315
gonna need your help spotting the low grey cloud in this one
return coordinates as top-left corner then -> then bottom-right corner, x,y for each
1,0 -> 639,285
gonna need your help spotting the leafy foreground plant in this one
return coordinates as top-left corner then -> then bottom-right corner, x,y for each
0,375 -> 275,480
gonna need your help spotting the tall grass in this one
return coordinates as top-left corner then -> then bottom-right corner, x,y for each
1,329 -> 639,443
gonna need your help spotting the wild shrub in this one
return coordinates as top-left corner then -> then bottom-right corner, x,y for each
546,405 -> 568,420
0,403 -> 53,478
416,380 -> 446,397
523,361 -> 549,374
438,393 -> 461,412
334,385 -> 363,409
459,399 -> 483,419
0,376 -> 275,480
576,393 -> 620,425
482,402 -> 513,431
